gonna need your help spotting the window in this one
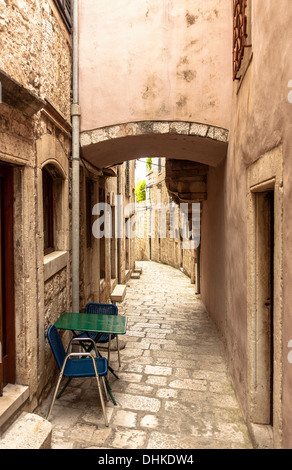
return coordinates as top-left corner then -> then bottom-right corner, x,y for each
43,168 -> 54,255
53,0 -> 72,31
125,161 -> 130,196
86,179 -> 93,248
99,187 -> 106,279
158,158 -> 162,173
233,0 -> 252,81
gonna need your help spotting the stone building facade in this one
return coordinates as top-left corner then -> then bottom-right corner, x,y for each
135,157 -> 198,286
79,159 -> 136,307
0,0 -> 135,432
1,0 -> 292,450
0,0 -> 73,420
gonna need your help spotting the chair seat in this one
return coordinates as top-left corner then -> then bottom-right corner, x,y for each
63,356 -> 108,378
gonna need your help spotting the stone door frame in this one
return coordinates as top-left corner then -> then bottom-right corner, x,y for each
247,145 -> 283,448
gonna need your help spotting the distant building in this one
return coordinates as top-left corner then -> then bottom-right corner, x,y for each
135,158 -> 198,287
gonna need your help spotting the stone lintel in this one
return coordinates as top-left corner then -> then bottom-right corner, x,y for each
0,69 -> 45,117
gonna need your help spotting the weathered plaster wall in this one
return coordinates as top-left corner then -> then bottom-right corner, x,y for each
79,0 -> 232,132
201,0 -> 292,448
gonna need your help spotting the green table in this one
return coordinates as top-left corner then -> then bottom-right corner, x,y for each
55,311 -> 127,336
54,311 -> 127,405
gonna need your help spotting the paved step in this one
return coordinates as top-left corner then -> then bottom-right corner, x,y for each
131,272 -> 140,279
1,412 -> 52,449
110,284 -> 126,303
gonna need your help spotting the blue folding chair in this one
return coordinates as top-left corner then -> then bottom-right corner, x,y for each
46,325 -> 109,426
82,303 -> 121,369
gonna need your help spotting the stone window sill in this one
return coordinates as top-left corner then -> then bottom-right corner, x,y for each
43,251 -> 68,281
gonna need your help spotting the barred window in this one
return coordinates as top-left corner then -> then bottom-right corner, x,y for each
233,0 -> 252,81
53,0 -> 72,31
158,158 -> 162,173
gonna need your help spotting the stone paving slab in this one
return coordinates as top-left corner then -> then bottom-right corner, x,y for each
37,261 -> 253,450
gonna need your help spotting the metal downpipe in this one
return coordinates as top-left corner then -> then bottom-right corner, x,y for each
71,0 -> 81,312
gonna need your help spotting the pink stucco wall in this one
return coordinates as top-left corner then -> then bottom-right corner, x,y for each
201,0 -> 292,448
79,0 -> 232,132
78,0 -> 292,448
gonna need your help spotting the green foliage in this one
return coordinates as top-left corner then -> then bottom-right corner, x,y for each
146,158 -> 152,171
135,179 -> 146,202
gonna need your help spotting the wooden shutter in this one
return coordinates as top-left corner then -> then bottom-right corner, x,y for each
54,0 -> 72,31
63,0 -> 72,27
125,161 -> 130,196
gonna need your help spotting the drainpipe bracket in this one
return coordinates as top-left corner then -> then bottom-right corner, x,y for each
71,104 -> 81,117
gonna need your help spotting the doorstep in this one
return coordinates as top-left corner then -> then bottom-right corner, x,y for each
0,383 -> 29,433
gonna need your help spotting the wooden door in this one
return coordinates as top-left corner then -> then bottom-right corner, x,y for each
255,190 -> 274,424
0,165 -> 15,394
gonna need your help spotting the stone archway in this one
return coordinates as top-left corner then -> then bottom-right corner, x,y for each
80,120 -> 229,170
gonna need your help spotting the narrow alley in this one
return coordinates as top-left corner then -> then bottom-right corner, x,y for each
37,261 -> 253,450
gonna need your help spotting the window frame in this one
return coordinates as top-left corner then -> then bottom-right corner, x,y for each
86,178 -> 93,248
158,158 -> 162,173
125,161 -> 130,196
43,168 -> 55,256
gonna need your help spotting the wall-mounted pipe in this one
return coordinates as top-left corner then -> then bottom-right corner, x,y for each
71,0 -> 81,312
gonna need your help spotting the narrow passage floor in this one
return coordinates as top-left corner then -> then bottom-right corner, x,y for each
38,261 -> 253,449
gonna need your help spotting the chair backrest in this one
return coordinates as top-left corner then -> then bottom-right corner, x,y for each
47,325 -> 66,371
85,302 -> 118,316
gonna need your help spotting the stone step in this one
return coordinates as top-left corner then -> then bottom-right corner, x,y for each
131,272 -> 140,279
134,266 -> 142,274
1,412 -> 52,449
110,284 -> 126,303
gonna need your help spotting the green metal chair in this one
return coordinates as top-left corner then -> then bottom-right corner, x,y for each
79,302 -> 121,369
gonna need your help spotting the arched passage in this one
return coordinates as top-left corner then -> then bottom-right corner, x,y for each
80,120 -> 229,170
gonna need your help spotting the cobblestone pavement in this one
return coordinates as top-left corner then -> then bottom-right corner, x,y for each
37,261 -> 253,449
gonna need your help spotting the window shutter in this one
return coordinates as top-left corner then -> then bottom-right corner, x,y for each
53,0 -> 72,31
64,0 -> 72,27
125,161 -> 130,196
233,0 -> 251,80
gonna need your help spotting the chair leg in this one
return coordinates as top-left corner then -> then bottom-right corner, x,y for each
116,336 -> 121,368
91,358 -> 109,427
105,377 -> 117,406
47,369 -> 65,420
95,375 -> 108,427
107,335 -> 111,378
102,376 -> 110,401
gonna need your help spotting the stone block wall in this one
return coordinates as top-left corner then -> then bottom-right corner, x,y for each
0,0 -> 72,409
0,0 -> 72,120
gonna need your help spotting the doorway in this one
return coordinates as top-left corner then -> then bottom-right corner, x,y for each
247,146 -> 283,447
0,165 -> 15,395
254,190 -> 274,425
